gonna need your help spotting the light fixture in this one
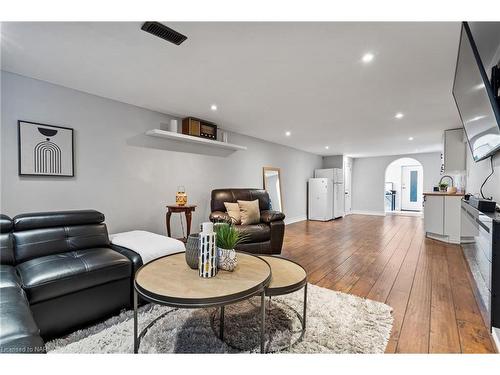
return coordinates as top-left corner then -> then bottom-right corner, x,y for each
325,146 -> 329,150
468,115 -> 486,123
395,112 -> 404,119
210,104 -> 217,111
362,53 -> 374,63
473,83 -> 485,91
408,137 -> 414,141
285,131 -> 291,137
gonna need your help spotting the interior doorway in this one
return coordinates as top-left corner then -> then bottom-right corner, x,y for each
344,157 -> 352,214
401,165 -> 423,210
384,158 -> 423,214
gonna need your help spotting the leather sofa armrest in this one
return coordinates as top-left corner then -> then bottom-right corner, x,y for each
209,211 -> 231,223
260,210 -> 285,223
269,220 -> 285,254
109,244 -> 146,307
109,244 -> 143,273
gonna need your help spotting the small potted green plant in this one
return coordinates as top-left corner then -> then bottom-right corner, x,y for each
214,222 -> 247,271
439,182 -> 448,192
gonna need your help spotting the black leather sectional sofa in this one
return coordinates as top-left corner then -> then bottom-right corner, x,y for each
0,210 -> 142,353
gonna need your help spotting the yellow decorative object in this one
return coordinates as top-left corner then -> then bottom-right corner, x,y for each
176,186 -> 187,206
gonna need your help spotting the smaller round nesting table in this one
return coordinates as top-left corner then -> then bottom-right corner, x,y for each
215,256 -> 307,352
259,256 -> 308,336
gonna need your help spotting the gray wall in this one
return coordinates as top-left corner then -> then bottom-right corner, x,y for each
351,152 -> 442,214
322,155 -> 344,169
0,72 -> 322,235
465,23 -> 500,202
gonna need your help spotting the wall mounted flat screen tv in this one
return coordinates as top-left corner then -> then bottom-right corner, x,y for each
452,22 -> 500,162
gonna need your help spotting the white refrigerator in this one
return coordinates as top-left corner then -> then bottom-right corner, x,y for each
308,178 -> 333,221
314,168 -> 345,219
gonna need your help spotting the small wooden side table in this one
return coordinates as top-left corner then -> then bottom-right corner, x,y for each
166,205 -> 196,242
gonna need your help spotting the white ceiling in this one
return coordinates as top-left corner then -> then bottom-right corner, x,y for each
1,22 -> 463,157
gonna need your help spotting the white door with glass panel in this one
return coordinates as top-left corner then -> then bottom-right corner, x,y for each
401,165 -> 423,211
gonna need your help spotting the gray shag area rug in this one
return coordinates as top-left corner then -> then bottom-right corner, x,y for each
46,284 -> 393,354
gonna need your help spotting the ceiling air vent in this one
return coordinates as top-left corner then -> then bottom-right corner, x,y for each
141,22 -> 187,45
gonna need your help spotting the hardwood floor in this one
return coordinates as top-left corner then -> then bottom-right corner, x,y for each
281,214 -> 496,353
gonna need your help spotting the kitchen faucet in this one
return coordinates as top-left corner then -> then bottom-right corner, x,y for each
439,175 -> 454,187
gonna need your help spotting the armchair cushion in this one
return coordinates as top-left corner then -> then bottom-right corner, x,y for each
260,210 -> 285,223
235,224 -> 271,243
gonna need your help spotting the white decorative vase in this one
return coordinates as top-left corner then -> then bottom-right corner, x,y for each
199,226 -> 217,278
169,119 -> 178,133
218,248 -> 237,271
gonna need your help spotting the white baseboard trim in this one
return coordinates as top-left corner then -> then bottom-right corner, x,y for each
284,215 -> 307,225
350,210 -> 386,217
493,328 -> 500,352
386,211 -> 422,217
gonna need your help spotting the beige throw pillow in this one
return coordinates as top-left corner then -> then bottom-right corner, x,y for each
224,202 -> 241,224
237,199 -> 261,225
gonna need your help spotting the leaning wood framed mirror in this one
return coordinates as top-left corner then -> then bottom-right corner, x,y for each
263,167 -> 283,212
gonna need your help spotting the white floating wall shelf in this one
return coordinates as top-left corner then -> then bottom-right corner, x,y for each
145,129 -> 247,151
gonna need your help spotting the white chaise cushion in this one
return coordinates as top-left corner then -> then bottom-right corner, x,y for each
109,230 -> 185,264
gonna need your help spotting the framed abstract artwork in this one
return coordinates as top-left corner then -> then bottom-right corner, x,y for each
18,120 -> 74,177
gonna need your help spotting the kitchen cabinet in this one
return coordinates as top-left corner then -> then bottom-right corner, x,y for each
444,195 -> 462,243
442,128 -> 466,173
424,195 -> 444,235
461,199 -> 500,345
423,193 -> 463,243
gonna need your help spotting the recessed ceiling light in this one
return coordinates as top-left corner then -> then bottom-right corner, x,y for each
408,137 -> 414,141
210,104 -> 217,111
285,131 -> 291,137
362,53 -> 374,63
325,146 -> 329,150
395,112 -> 404,119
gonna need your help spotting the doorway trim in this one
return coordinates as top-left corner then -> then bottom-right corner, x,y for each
384,157 -> 424,214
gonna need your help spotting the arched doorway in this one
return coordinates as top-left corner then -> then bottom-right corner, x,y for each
384,157 -> 423,214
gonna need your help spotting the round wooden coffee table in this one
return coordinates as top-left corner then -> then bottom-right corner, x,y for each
133,252 -> 271,353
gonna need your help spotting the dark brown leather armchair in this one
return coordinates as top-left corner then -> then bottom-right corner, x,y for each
209,188 -> 285,254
